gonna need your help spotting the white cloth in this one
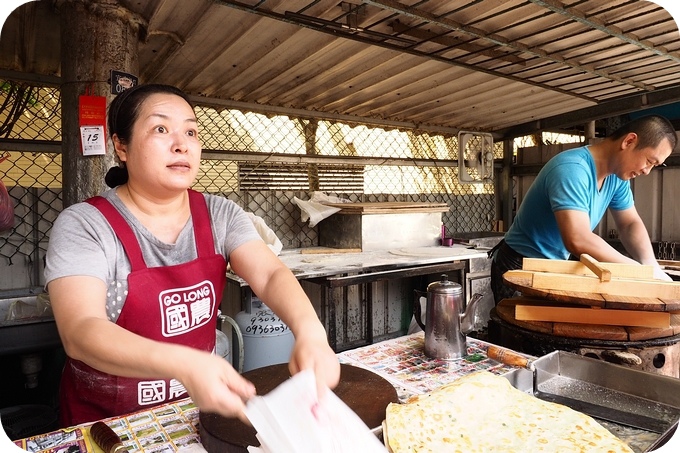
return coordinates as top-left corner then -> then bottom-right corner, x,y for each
247,212 -> 283,255
245,369 -> 387,453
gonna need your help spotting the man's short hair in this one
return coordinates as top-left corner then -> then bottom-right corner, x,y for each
609,115 -> 677,150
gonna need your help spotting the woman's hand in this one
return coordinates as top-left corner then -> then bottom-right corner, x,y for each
229,241 -> 341,396
288,323 -> 341,397
177,350 -> 256,420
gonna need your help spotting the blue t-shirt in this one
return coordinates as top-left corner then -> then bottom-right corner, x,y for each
505,146 -> 633,260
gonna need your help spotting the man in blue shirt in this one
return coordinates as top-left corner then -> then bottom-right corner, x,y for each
491,115 -> 676,304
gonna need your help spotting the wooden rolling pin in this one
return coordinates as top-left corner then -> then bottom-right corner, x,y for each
580,254 -> 611,282
487,345 -> 535,371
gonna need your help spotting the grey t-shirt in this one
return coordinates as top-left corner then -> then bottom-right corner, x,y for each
44,188 -> 261,322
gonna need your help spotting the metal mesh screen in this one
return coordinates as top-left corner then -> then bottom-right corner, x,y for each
0,81 -> 61,141
0,81 -> 62,272
1,79 -> 497,269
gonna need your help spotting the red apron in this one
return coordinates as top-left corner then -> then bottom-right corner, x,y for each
59,190 -> 227,427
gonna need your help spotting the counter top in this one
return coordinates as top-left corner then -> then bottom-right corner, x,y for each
10,332 -> 519,453
228,244 -> 488,286
10,332 -> 679,452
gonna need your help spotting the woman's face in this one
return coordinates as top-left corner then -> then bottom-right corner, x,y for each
114,93 -> 201,195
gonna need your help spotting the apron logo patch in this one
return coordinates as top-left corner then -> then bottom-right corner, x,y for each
159,280 -> 216,337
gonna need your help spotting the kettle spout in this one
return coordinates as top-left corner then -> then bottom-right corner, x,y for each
459,293 -> 484,334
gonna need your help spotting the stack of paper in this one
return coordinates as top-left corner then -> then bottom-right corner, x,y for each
244,369 -> 387,453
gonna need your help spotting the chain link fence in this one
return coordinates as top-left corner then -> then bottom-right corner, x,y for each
1,79 -> 501,277
0,81 -> 62,279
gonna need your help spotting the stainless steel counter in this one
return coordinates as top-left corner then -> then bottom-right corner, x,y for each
227,245 -> 488,351
228,245 -> 488,285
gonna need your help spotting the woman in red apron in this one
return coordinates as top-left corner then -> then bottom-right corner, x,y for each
45,84 -> 340,427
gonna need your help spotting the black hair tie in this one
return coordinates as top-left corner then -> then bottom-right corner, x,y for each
105,166 -> 129,188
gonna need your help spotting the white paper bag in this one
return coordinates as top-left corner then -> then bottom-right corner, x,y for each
245,369 -> 387,453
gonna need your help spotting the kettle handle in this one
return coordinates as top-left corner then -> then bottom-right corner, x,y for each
413,289 -> 427,331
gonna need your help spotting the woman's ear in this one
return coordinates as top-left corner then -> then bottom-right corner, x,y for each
112,134 -> 127,162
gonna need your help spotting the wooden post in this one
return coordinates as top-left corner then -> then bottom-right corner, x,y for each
59,0 -> 141,207
301,118 -> 320,191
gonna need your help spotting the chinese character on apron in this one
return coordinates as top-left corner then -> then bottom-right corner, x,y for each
59,190 -> 227,426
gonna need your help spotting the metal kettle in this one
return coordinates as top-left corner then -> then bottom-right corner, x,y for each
414,274 -> 484,360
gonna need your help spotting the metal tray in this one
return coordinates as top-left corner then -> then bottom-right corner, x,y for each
527,351 -> 680,452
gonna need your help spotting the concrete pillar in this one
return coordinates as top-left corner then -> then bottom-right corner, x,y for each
585,121 -> 596,144
58,0 -> 141,206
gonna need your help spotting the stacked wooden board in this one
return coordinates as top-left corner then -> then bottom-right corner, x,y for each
499,254 -> 680,341
321,201 -> 450,214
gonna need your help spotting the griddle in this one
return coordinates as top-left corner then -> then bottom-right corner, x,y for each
199,363 -> 398,453
531,351 -> 680,451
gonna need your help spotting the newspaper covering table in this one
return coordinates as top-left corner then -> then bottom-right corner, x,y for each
13,398 -> 201,453
338,332 -> 517,401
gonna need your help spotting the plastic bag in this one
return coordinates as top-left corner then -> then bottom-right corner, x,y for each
5,293 -> 53,322
292,192 -> 350,227
309,191 -> 349,204
292,197 -> 341,228
0,179 -> 14,232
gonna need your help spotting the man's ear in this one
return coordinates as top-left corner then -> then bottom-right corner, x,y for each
621,132 -> 638,151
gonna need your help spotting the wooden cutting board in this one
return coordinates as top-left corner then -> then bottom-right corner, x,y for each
199,363 -> 397,453
496,297 -> 680,341
503,269 -> 680,312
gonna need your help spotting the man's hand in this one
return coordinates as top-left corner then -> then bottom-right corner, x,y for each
653,265 -> 673,281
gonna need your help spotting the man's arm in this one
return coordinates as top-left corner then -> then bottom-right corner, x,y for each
554,209 -> 638,264
611,207 -> 670,280
555,208 -> 670,280
610,207 -> 656,263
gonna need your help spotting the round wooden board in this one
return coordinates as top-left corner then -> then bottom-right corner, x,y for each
503,270 -> 680,312
496,298 -> 680,341
199,363 -> 397,453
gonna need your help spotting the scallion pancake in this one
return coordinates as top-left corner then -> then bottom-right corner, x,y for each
384,371 -> 633,453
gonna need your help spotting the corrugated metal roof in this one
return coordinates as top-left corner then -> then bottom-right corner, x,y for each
1,0 -> 679,137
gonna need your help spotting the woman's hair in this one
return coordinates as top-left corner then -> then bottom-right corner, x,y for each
105,84 -> 193,187
108,83 -> 192,142
609,115 -> 677,151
